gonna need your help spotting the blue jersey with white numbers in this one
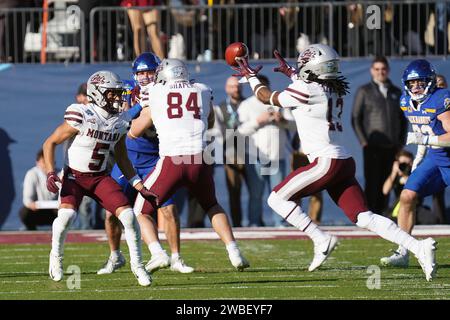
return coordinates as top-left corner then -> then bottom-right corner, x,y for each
123,81 -> 160,168
400,88 -> 450,167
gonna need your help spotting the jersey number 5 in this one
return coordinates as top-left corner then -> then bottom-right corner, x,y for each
327,97 -> 343,132
167,92 -> 201,119
89,142 -> 110,171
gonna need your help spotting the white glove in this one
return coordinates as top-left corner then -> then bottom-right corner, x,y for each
412,145 -> 427,172
406,132 -> 429,145
139,88 -> 150,108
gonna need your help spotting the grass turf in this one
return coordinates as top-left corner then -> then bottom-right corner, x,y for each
0,238 -> 448,300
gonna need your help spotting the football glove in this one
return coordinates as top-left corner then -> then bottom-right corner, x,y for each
46,171 -> 62,193
232,57 -> 262,78
273,50 -> 296,78
139,187 -> 160,208
406,132 -> 429,145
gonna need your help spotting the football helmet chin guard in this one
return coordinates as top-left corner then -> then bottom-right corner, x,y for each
297,43 -> 340,81
87,71 -> 124,114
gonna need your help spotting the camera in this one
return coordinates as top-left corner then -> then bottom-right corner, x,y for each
398,162 -> 412,175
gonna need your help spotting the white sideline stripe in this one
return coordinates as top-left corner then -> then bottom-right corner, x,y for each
278,157 -> 331,199
1,225 -> 449,245
133,157 -> 164,215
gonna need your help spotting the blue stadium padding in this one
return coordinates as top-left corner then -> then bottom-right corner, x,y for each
1,59 -> 449,230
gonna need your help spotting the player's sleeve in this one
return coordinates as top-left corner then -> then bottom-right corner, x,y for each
277,81 -> 311,109
125,103 -> 142,120
436,89 -> 450,115
64,104 -> 84,130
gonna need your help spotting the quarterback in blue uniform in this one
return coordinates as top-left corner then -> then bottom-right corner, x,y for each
98,53 -> 194,275
381,60 -> 447,268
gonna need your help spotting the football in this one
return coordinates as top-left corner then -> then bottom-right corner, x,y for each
225,42 -> 249,67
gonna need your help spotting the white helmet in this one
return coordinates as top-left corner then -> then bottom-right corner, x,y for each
87,70 -> 124,113
297,44 -> 340,81
154,59 -> 189,84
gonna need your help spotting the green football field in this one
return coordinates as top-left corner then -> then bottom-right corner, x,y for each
0,238 -> 448,300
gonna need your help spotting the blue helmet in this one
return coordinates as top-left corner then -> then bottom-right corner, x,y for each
132,52 -> 161,86
402,59 -> 436,102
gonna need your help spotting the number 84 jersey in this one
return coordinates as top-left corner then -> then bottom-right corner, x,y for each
64,103 -> 131,173
400,88 -> 450,166
143,81 -> 212,157
277,79 -> 351,161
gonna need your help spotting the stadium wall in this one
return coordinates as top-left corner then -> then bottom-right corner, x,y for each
1,59 -> 449,230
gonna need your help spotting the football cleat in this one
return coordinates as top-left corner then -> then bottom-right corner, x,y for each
380,250 -> 409,267
97,252 -> 126,275
170,257 -> 194,274
308,235 -> 338,272
228,251 -> 250,271
415,238 -> 437,282
131,264 -> 152,287
49,251 -> 64,282
145,251 -> 170,273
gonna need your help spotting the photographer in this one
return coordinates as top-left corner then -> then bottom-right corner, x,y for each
382,150 -> 414,219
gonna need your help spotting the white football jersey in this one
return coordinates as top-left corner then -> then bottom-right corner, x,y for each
64,103 -> 131,172
144,81 -> 212,156
277,79 -> 351,161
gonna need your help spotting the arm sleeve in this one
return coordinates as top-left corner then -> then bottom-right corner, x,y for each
22,170 -> 36,206
437,90 -> 450,115
351,87 -> 368,146
125,103 -> 143,120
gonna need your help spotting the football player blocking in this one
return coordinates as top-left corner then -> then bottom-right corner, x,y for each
43,71 -> 156,286
231,43 -> 437,281
381,60 -> 450,267
128,58 -> 249,271
98,52 -> 193,275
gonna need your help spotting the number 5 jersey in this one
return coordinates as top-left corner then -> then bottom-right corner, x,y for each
63,103 -> 131,172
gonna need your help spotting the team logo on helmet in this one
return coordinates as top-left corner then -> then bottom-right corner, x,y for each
90,74 -> 106,84
299,48 -> 317,66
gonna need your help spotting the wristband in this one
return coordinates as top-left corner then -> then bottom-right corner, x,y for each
254,85 -> 267,97
248,76 -> 261,91
270,91 -> 278,106
129,174 -> 142,187
428,136 -> 439,146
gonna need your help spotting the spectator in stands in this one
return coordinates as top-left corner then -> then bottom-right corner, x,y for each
352,56 -> 406,216
213,76 -> 247,227
19,149 -> 58,230
170,0 -> 208,61
291,133 -> 323,224
121,0 -> 165,59
237,75 -> 296,227
79,0 -> 121,62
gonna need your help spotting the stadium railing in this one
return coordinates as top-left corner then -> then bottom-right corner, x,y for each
0,4 -> 85,63
0,0 -> 448,64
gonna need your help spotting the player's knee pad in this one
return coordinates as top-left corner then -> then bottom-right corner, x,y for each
53,208 -> 76,233
267,192 -> 297,219
355,211 -> 373,229
57,208 -> 76,227
118,207 -> 136,229
356,211 -> 395,232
